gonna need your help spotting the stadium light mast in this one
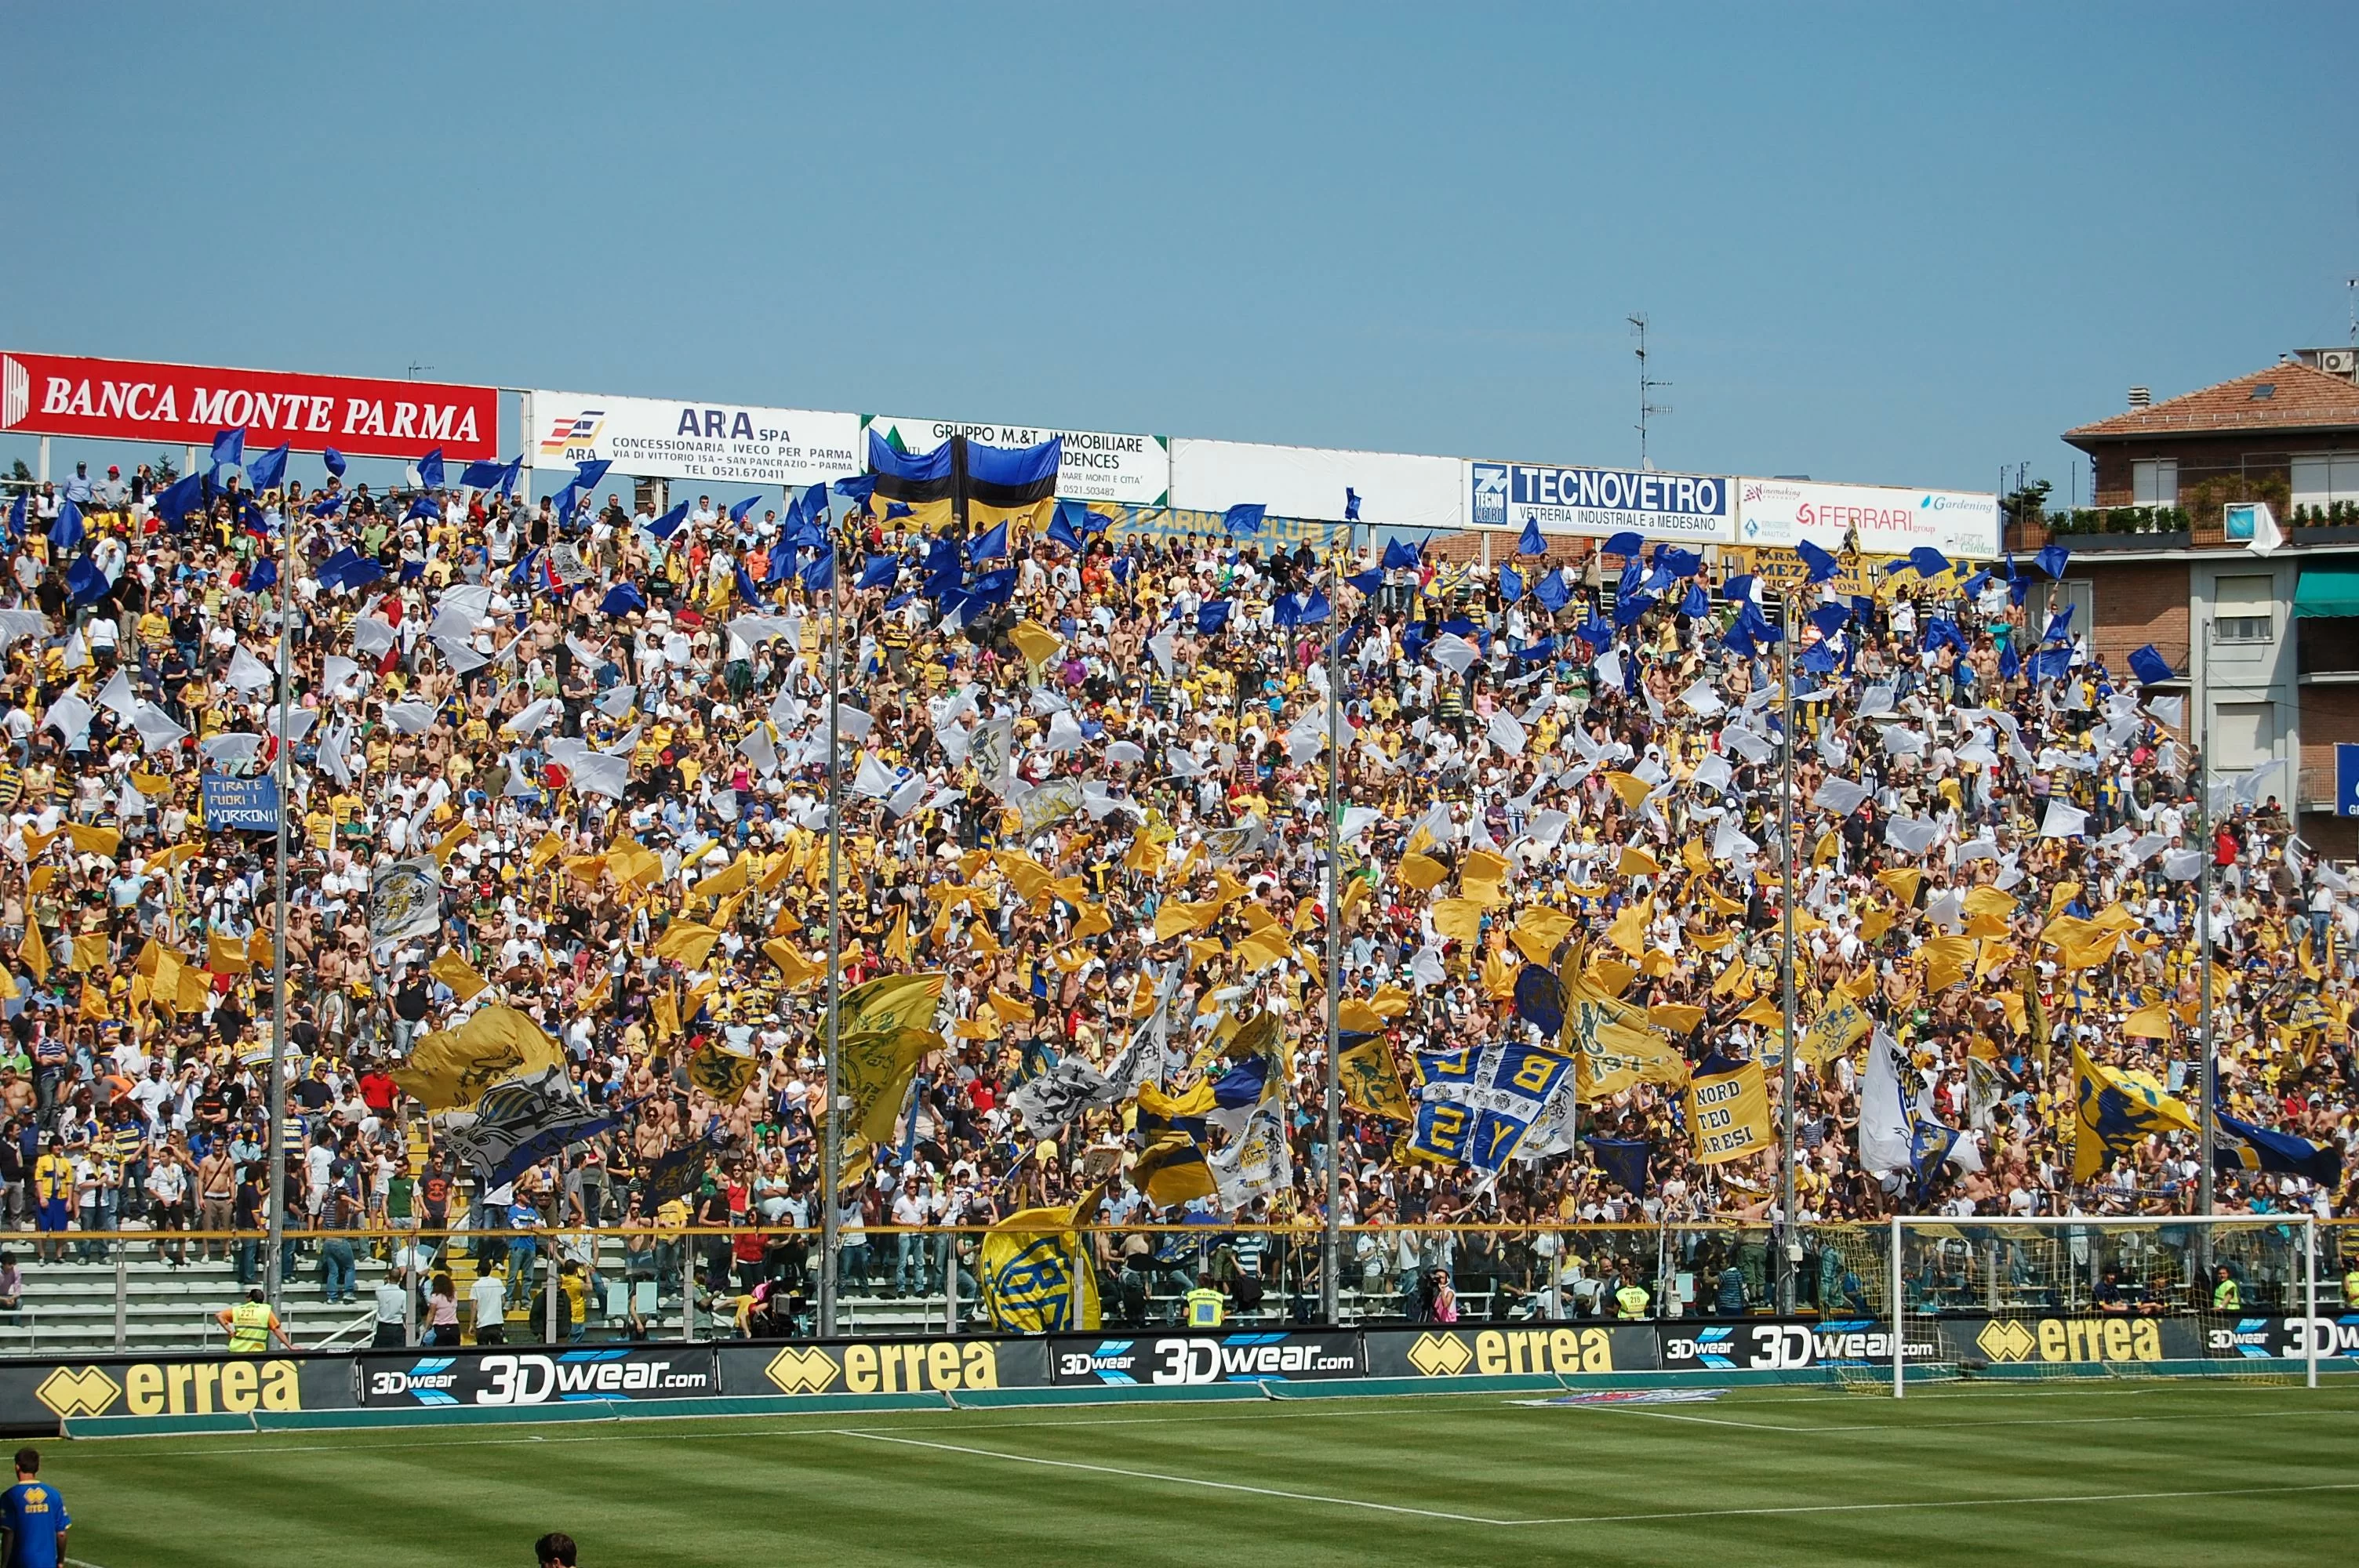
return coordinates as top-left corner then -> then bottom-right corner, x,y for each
820,492 -> 843,1338
2195,616 -> 2215,1221
1775,581 -> 1797,1313
263,485 -> 294,1315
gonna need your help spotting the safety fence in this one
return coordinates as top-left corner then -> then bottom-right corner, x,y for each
5,1219 -> 2354,1361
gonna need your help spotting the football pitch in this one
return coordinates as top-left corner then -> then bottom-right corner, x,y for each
41,1380 -> 2359,1566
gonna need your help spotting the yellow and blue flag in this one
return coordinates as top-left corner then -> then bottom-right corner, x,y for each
980,1204 -> 1100,1334
1408,1040 -> 1571,1171
2071,1046 -> 2197,1181
2213,1110 -> 2341,1186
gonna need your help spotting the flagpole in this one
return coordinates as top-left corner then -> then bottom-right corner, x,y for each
2195,613 -> 2215,1222
1776,583 -> 1797,1314
820,498 -> 843,1337
1321,548 -> 1342,1327
264,482 -> 293,1316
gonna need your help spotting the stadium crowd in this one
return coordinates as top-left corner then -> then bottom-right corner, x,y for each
0,443 -> 2350,1329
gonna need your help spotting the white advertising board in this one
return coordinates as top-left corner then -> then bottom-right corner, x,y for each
1734,477 -> 2000,559
1169,438 -> 1463,528
863,415 -> 1168,506
1467,459 -> 1734,544
528,390 -> 861,489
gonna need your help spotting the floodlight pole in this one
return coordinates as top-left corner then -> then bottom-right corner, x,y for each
1776,586 -> 1798,1313
820,499 -> 842,1338
264,487 -> 293,1315
2195,618 -> 2215,1224
1321,555 -> 1342,1327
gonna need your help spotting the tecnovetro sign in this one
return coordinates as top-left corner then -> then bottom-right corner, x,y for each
1468,459 -> 1732,543
1735,477 -> 2001,560
529,390 -> 862,489
0,350 -> 498,459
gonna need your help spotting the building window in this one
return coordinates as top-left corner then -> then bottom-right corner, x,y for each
2290,452 -> 2359,509
2213,573 -> 2274,643
2211,701 -> 2274,768
2132,458 -> 2179,506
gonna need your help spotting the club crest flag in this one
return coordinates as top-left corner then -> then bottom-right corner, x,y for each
1685,1054 -> 1772,1164
2072,1045 -> 2197,1181
393,1005 -> 568,1112
1337,1031 -> 1415,1122
980,1204 -> 1100,1334
369,857 -> 443,946
442,1065 -> 618,1188
1408,1040 -> 1572,1171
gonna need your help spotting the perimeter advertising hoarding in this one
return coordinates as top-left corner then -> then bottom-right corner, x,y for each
1467,460 -> 1732,544
0,350 -> 499,460
864,415 -> 1169,508
1169,437 -> 1463,528
1363,1324 -> 1652,1378
529,390 -> 862,489
1050,1330 -> 1363,1386
0,1353 -> 352,1428
718,1337 -> 1052,1397
360,1347 -> 717,1406
1734,477 -> 2001,560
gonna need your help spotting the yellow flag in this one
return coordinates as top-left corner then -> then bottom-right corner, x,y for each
65,823 -> 122,859
1875,867 -> 1924,906
1006,619 -> 1063,668
689,1042 -> 760,1102
429,949 -> 490,1004
1617,845 -> 1663,878
1604,771 -> 1651,810
690,854 -> 749,902
1605,897 -> 1652,957
763,941 -> 822,992
528,831 -> 565,874
651,920 -> 722,968
837,1026 -> 943,1143
1338,1033 -> 1415,1121
1430,898 -> 1485,945
1686,1056 -> 1773,1163
2072,1045 -> 2197,1181
1396,852 -> 1448,893
1920,935 -> 1976,993
979,1203 -> 1100,1333
391,1006 -> 567,1112
432,822 -> 474,865
840,971 -> 948,1037
204,931 -> 250,975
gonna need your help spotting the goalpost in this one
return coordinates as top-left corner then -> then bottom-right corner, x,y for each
1885,1214 -> 2332,1398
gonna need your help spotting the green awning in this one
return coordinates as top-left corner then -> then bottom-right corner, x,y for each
2295,566 -> 2359,619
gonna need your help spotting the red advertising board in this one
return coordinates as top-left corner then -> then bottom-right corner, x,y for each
0,351 -> 500,460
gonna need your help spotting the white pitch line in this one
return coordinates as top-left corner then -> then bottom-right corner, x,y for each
1516,1479 -> 2359,1527
830,1428 -> 1520,1525
1579,1404 -> 2349,1435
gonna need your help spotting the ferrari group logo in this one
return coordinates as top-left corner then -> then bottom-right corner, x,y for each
35,1366 -> 121,1419
1405,1333 -> 1473,1377
764,1346 -> 841,1396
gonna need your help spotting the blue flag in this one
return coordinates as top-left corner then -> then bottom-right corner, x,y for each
968,520 -> 1009,562
1602,530 -> 1643,559
647,502 -> 689,541
210,427 -> 246,471
322,447 -> 347,478
1045,511 -> 1084,552
2128,644 -> 2175,686
1344,488 -> 1361,522
245,443 -> 289,493
1908,546 -> 1951,579
1797,539 -> 1840,583
2034,543 -> 2070,579
1512,965 -> 1565,1036
48,499 -> 84,554
3,490 -> 23,537
1223,503 -> 1265,537
1534,570 -> 1572,614
2213,1110 -> 2340,1186
831,473 -> 878,505
800,546 -> 836,591
1382,538 -> 1420,570
416,448 -> 445,489
856,554 -> 899,591
1346,568 -> 1383,595
1198,599 -> 1232,635
1584,1137 -> 1651,1196
1499,563 -> 1524,604
733,560 -> 763,604
1518,517 -> 1545,557
728,495 -> 764,524
572,459 -> 610,492
599,583 -> 648,618
1656,546 -> 1703,578
65,555 -> 110,607
247,556 -> 278,593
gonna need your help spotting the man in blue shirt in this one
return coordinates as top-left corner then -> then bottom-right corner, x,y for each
1,1446 -> 70,1568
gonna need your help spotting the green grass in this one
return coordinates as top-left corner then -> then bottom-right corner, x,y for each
38,1380 -> 2359,1567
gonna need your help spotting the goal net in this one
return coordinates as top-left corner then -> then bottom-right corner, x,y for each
1884,1214 -> 2334,1396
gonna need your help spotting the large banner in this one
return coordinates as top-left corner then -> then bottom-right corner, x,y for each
1735,477 -> 2000,560
865,415 -> 1169,507
1049,1330 -> 1362,1386
1467,459 -> 1732,543
1170,438 -> 1462,528
529,390 -> 861,489
1,350 -> 498,459
198,774 -> 281,832
360,1347 -> 716,1407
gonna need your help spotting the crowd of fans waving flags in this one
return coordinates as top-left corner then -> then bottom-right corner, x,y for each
0,419 -> 2348,1327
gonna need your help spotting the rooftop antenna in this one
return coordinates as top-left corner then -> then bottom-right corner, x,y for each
407,361 -> 433,379
2346,276 -> 2357,346
1629,314 -> 1671,470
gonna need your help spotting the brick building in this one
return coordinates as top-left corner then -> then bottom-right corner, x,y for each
2053,348 -> 2359,855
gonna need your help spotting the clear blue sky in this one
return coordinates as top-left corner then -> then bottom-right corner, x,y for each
6,2 -> 2354,503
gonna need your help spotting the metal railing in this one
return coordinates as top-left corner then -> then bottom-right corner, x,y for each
2,1220 -> 2350,1358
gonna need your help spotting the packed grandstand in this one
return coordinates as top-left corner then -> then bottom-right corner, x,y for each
0,359 -> 2348,1348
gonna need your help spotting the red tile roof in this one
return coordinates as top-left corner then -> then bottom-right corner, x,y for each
2066,362 -> 2359,441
